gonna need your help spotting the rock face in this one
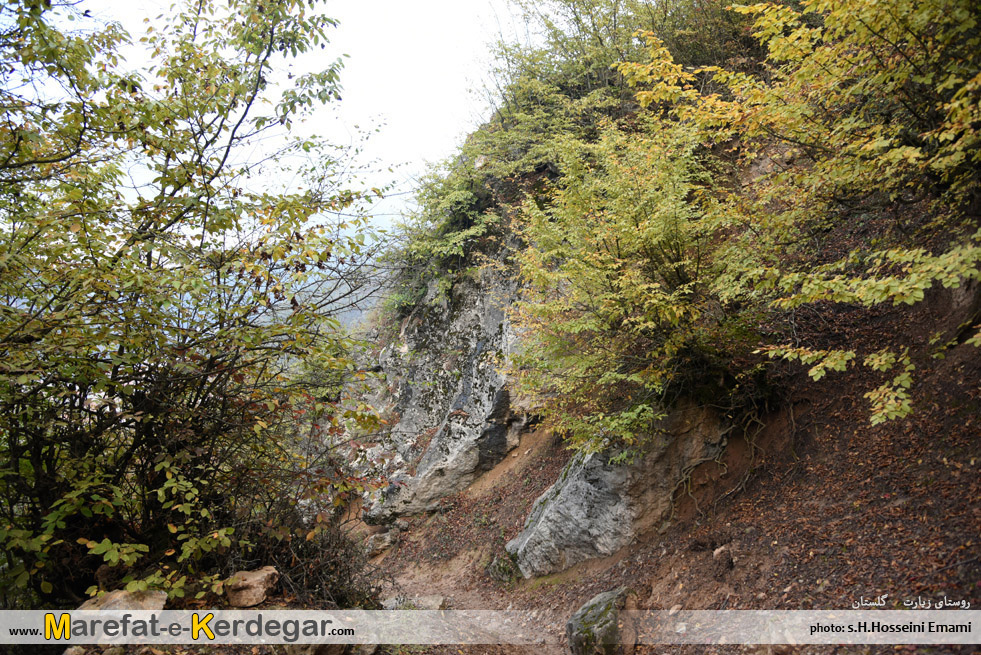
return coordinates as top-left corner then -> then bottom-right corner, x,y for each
506,449 -> 632,578
78,589 -> 167,610
363,261 -> 524,522
226,566 -> 279,607
354,244 -> 732,580
566,588 -> 629,655
507,403 -> 728,578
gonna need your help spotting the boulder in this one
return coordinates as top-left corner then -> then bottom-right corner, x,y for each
225,566 -> 279,607
78,589 -> 167,611
507,403 -> 727,577
506,450 -> 633,579
364,530 -> 397,556
567,588 -> 629,655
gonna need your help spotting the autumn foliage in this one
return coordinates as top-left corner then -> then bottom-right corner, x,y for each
0,0 -> 380,608
389,0 -> 980,452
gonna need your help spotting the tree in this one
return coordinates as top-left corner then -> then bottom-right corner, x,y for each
0,0 -> 380,607
619,0 -> 981,424
508,115 -> 754,456
379,0 -> 771,455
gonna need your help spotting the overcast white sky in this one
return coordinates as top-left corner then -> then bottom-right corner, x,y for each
319,0 -> 522,224
86,0 -> 524,227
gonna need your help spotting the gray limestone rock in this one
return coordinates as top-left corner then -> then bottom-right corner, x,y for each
506,451 -> 633,579
363,262 -> 525,522
566,588 -> 629,655
507,403 -> 728,578
364,530 -> 397,557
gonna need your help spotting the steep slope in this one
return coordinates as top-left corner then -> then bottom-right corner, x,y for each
370,280 -> 979,654
352,0 -> 981,651
360,242 -> 525,522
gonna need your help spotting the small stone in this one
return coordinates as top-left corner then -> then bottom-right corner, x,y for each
381,595 -> 405,610
567,588 -> 629,655
381,594 -> 446,610
365,531 -> 397,557
226,566 -> 279,608
63,648 -> 87,655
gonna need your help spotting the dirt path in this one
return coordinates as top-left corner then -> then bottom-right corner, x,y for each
367,429 -> 571,652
